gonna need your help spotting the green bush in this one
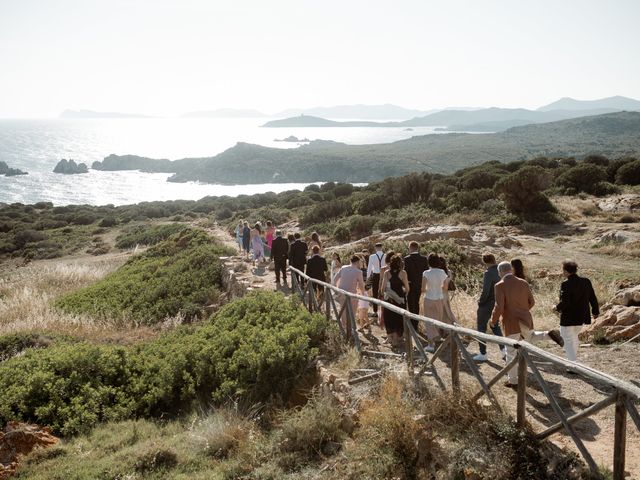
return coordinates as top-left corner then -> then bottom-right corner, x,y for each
0,292 -> 326,436
615,159 -> 640,185
56,229 -> 231,324
333,224 -> 351,243
495,166 -> 557,221
115,222 -> 187,249
555,163 -> 607,195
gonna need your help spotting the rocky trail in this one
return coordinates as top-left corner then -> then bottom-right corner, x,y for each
204,220 -> 640,477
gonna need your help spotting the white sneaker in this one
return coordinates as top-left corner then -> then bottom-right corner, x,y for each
472,353 -> 488,362
501,348 -> 507,361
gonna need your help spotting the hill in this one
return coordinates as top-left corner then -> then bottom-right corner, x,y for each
275,103 -> 434,119
264,107 -> 620,130
262,115 -> 393,128
94,112 -> 640,184
538,95 -> 640,111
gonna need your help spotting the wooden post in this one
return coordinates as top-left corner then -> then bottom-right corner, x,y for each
613,391 -> 627,480
517,349 -> 527,427
450,333 -> 460,393
307,282 -> 313,312
404,314 -> 413,376
325,290 -> 331,322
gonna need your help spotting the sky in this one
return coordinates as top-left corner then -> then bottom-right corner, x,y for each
1,0 -> 639,118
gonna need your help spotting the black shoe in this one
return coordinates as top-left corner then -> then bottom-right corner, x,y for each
548,329 -> 564,347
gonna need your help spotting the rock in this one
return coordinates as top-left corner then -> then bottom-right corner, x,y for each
0,161 -> 27,177
389,225 -> 471,243
53,159 -> 89,174
580,305 -> 640,342
0,422 -> 59,478
612,285 -> 640,307
597,230 -> 640,245
496,236 -> 522,249
597,194 -> 640,213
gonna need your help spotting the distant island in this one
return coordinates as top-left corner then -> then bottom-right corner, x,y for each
0,161 -> 27,177
93,112 -> 640,184
537,95 -> 640,111
260,96 -> 640,132
262,115 -> 397,128
59,109 -> 152,119
274,136 -> 311,142
53,159 -> 89,174
274,103 -> 435,120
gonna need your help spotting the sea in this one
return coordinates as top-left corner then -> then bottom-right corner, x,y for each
0,117 -> 449,206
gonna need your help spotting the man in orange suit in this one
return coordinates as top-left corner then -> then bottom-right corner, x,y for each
490,262 -> 564,387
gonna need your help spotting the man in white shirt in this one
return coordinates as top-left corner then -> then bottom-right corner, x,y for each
366,243 -> 386,317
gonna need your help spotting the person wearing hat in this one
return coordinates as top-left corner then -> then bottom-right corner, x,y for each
270,230 -> 289,286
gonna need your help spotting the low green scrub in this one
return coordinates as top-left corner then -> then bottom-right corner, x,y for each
56,228 -> 231,324
0,292 -> 326,436
115,222 -> 187,249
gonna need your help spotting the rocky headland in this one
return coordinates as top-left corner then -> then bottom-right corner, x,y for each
0,162 -> 27,177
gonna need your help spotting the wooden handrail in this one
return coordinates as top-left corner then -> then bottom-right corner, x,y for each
289,266 -> 640,401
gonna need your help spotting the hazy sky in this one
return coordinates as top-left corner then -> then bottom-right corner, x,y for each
1,0 -> 639,118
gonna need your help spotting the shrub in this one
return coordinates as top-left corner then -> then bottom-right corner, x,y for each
583,154 -> 610,167
333,224 -> 351,243
615,159 -> 640,185
348,215 -> 376,238
115,223 -> 187,249
98,217 -> 117,227
555,163 -> 607,195
0,292 -> 326,435
495,166 -> 557,221
57,229 -> 231,324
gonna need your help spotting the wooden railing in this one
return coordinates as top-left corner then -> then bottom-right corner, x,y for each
289,266 -> 640,479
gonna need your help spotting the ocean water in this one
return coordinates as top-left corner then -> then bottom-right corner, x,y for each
0,117 -> 446,206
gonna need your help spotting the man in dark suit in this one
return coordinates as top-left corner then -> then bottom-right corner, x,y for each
306,245 -> 328,295
473,253 -> 506,362
288,232 -> 308,286
403,241 -> 428,327
555,260 -> 599,363
270,230 -> 289,286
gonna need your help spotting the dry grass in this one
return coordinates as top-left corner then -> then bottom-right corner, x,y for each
0,255 -> 155,341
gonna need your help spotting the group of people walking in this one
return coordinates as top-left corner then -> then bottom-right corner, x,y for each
235,225 -> 600,380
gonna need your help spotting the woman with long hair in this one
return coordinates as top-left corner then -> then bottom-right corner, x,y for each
381,255 -> 409,348
250,222 -> 265,265
421,253 -> 450,350
330,252 -> 342,285
511,258 -> 526,280
265,221 -> 275,257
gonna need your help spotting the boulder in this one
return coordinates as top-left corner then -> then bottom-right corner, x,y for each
597,230 -> 640,245
0,422 -> 59,478
597,194 -> 640,213
389,225 -> 471,243
579,305 -> 640,343
495,236 -> 522,249
612,285 -> 640,307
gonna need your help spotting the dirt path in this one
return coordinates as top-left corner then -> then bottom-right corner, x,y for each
206,222 -> 640,478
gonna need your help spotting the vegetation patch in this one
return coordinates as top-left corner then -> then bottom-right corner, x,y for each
114,222 -> 187,249
55,228 -> 231,324
0,292 -> 326,436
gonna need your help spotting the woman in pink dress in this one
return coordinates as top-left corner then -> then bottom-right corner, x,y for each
265,221 -> 275,258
